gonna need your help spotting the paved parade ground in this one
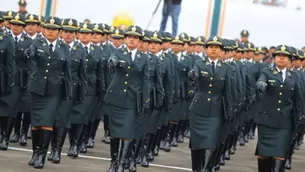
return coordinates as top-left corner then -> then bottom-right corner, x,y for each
1,126 -> 305,172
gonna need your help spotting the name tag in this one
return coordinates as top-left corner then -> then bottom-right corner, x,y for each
37,49 -> 45,53
268,80 -> 276,83
201,71 -> 208,74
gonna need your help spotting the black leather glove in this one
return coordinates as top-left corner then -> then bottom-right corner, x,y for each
188,70 -> 196,79
257,81 -> 267,92
107,60 -> 115,69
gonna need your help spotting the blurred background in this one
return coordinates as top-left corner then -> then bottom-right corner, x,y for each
1,0 -> 305,47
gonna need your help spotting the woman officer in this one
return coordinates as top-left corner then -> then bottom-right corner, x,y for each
188,36 -> 234,172
47,18 -> 87,164
25,16 -> 72,169
255,45 -> 302,172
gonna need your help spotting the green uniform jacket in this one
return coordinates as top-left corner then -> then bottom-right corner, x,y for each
255,67 -> 302,130
104,48 -> 150,112
26,38 -> 72,98
189,59 -> 233,119
0,32 -> 15,96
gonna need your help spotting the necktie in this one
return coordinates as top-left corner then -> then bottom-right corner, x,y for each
211,61 -> 215,74
85,46 -> 89,55
14,36 -> 18,44
129,52 -> 133,61
49,44 -> 53,53
279,71 -> 283,82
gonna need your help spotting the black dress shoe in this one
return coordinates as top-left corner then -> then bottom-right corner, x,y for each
87,137 -> 94,148
10,132 -> 20,143
19,133 -> 27,146
34,130 -> 52,169
28,130 -> 39,166
47,149 -> 55,161
244,135 -> 249,143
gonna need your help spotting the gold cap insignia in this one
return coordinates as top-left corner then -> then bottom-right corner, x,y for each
153,32 -> 158,38
102,23 -> 105,29
198,37 -> 201,41
50,17 -> 55,24
142,31 -> 145,36
258,47 -> 262,51
243,30 -> 247,34
175,36 -> 179,40
110,26 -> 114,32
132,26 -> 136,32
21,0 -> 25,4
15,14 -> 20,20
281,45 -> 286,51
68,19 -> 73,26
77,22 -> 80,27
181,34 -> 185,38
94,24 -> 99,29
115,29 -> 120,35
213,36 -> 217,41
83,23 -> 87,29
38,15 -> 41,21
29,14 -> 34,20
8,11 -> 12,16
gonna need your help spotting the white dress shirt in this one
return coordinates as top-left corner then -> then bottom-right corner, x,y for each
27,33 -> 38,40
176,52 -> 182,62
208,58 -> 218,69
12,33 -> 22,42
46,39 -> 58,52
81,43 -> 91,54
127,48 -> 137,61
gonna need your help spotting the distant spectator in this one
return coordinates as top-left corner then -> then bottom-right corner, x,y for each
160,0 -> 182,36
84,19 -> 91,24
18,0 -> 28,15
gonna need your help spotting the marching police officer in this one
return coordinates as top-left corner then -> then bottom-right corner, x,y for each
18,0 -> 28,16
256,45 -> 302,172
105,25 -> 150,172
25,16 -> 72,169
3,11 -> 15,36
48,18 -> 87,164
0,14 -> 15,151
76,23 -> 105,154
2,13 -> 32,148
188,36 -> 234,172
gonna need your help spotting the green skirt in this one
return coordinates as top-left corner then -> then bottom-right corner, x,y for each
255,124 -> 292,157
0,86 -> 20,117
189,110 -> 224,149
70,95 -> 96,125
30,92 -> 61,127
109,104 -> 137,139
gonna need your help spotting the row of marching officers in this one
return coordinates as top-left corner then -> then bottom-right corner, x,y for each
189,37 -> 305,172
1,11 -> 304,172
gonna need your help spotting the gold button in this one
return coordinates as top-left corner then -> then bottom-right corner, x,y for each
124,89 -> 127,92
208,91 -> 211,94
47,63 -> 50,66
44,76 -> 47,79
277,108 -> 280,111
125,81 -> 127,84
126,74 -> 129,77
278,100 -> 281,103
128,66 -> 131,69
86,65 -> 88,68
279,92 -> 282,95
209,84 -> 212,87
280,85 -> 283,88
207,98 -> 210,101
210,77 -> 213,80
48,56 -> 51,59
45,70 -> 48,72
86,59 -> 88,62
